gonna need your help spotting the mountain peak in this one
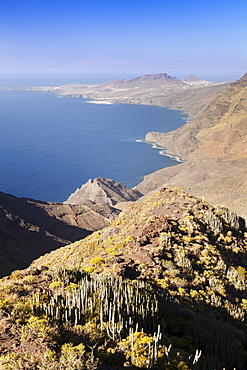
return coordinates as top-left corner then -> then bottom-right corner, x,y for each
99,72 -> 183,89
182,75 -> 202,82
140,72 -> 176,80
182,75 -> 211,84
64,177 -> 142,207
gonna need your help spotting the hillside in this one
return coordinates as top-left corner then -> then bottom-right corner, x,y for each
98,73 -> 184,88
137,73 -> 247,219
1,188 -> 247,369
0,191 -> 119,277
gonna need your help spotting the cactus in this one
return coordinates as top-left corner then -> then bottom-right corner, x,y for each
33,273 -> 174,343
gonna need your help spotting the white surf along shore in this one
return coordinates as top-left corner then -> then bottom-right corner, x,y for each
135,139 -> 184,163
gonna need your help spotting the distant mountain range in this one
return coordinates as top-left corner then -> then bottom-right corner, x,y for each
93,72 -> 214,89
9,72 -> 229,118
99,72 -> 184,88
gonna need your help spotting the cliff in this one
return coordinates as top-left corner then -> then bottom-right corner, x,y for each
137,73 -> 247,219
0,73 -> 247,369
0,73 -> 244,278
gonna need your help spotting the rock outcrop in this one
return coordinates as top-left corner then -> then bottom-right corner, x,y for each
64,177 -> 143,207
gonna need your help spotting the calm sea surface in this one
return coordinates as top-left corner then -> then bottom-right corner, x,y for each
0,74 -> 188,202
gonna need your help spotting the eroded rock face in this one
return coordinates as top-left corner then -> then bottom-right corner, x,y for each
64,177 -> 143,207
0,192 -> 119,277
137,74 -> 247,220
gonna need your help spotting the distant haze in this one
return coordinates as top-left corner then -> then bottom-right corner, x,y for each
0,73 -> 240,88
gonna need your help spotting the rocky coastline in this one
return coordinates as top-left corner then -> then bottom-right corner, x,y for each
136,73 -> 247,220
3,72 -> 247,219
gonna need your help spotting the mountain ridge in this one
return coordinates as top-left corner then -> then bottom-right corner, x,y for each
0,189 -> 120,277
136,73 -> 247,219
1,187 -> 247,368
1,73 -> 247,368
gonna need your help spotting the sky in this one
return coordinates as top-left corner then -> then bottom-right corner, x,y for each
0,0 -> 246,78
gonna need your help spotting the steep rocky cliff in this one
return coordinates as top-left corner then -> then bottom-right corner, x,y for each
137,73 -> 247,219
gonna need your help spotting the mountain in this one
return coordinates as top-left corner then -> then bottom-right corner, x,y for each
0,178 -> 141,277
65,177 -> 143,207
1,73 -> 247,368
0,191 -> 119,277
182,75 -> 211,85
137,73 -> 247,219
98,72 -> 184,89
1,187 -> 247,368
16,72 -> 229,118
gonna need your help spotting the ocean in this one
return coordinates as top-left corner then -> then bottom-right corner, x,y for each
0,74 -> 188,202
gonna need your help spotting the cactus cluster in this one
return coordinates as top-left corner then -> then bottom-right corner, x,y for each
33,274 -> 173,339
30,269 -> 247,369
2,188 -> 247,368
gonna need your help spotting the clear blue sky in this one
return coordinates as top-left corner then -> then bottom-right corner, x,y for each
0,0 -> 246,78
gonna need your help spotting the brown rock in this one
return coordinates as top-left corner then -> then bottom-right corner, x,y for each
137,73 -> 247,220
0,191 -> 119,277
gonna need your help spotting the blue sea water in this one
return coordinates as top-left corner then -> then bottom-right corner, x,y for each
0,74 -> 188,202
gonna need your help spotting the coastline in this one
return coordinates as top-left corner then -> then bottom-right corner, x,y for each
4,75 -> 244,217
0,89 -> 187,203
136,139 -> 184,163
86,100 -> 115,105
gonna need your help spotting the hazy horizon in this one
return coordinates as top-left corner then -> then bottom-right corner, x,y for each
0,72 -> 242,88
0,0 -> 246,78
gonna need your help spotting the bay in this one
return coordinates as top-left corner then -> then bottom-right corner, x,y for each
0,75 -> 187,202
